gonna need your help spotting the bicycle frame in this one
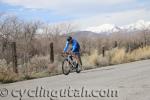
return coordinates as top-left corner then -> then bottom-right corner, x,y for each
61,52 -> 79,67
67,55 -> 77,68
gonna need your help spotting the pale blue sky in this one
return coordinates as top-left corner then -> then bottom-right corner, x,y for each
0,0 -> 150,29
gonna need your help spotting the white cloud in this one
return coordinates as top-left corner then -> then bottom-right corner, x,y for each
1,0 -> 150,30
1,0 -> 135,12
72,8 -> 150,29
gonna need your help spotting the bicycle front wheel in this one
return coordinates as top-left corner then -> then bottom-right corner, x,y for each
62,59 -> 71,75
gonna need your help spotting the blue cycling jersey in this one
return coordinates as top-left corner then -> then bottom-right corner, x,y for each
64,39 -> 80,53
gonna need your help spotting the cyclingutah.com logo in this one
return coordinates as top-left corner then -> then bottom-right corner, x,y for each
0,86 -> 119,100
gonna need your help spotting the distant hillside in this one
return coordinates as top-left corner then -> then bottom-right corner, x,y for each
70,31 -> 108,40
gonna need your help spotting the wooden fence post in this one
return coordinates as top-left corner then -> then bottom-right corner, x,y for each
102,46 -> 105,57
126,43 -> 131,53
114,41 -> 118,48
50,42 -> 54,63
141,42 -> 144,48
11,42 -> 18,73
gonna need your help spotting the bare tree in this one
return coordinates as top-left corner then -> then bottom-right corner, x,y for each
20,21 -> 41,62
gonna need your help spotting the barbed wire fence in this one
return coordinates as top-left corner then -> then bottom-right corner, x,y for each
0,41 -> 55,74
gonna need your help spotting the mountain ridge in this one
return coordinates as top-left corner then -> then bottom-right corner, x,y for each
84,20 -> 150,33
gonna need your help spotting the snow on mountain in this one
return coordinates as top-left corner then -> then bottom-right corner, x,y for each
85,24 -> 119,33
85,20 -> 150,33
121,20 -> 150,31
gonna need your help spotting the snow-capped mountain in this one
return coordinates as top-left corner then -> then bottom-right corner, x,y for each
121,20 -> 150,31
85,24 -> 120,33
85,20 -> 150,33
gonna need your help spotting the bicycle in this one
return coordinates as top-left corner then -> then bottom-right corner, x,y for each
61,52 -> 81,75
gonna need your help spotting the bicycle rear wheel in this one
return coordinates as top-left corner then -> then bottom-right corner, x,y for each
76,63 -> 81,73
62,59 -> 71,75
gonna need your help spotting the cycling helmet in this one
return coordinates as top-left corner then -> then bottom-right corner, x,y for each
67,36 -> 72,41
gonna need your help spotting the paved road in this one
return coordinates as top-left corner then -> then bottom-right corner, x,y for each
1,60 -> 150,100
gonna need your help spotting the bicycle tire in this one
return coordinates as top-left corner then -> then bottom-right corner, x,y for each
76,63 -> 81,73
62,59 -> 70,75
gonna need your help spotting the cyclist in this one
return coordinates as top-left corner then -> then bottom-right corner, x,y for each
63,36 -> 82,67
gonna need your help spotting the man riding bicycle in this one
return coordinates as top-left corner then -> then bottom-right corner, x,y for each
63,36 -> 82,67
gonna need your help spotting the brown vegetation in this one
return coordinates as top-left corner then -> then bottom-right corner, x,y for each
0,13 -> 150,83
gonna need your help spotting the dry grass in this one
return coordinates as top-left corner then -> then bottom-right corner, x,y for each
109,48 -> 126,64
0,59 -> 18,83
88,50 -> 99,66
1,46 -> 150,83
20,55 -> 62,80
82,50 -> 109,70
126,46 -> 150,61
81,46 -> 150,68
0,55 -> 61,83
